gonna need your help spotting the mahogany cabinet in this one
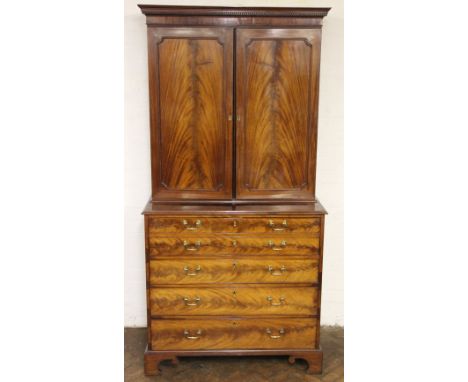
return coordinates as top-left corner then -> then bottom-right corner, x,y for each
138,4 -> 330,376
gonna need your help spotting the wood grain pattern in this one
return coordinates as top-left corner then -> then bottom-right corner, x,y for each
158,38 -> 223,191
149,258 -> 319,285
150,318 -> 318,350
149,286 -> 319,316
236,29 -> 322,200
244,40 -> 309,189
148,235 -> 320,256
147,216 -> 321,235
148,27 -> 233,200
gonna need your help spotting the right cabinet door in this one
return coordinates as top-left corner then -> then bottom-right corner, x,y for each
236,29 -> 322,200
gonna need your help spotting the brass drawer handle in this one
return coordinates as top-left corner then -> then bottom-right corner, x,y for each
266,328 -> 285,339
267,240 -> 287,251
182,219 -> 202,230
267,219 -> 288,231
183,297 -> 201,306
183,265 -> 201,276
267,296 -> 286,306
268,265 -> 286,276
183,329 -> 202,340
183,240 -> 201,251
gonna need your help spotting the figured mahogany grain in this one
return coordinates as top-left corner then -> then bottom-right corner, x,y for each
147,216 -> 321,235
236,28 -> 322,200
147,235 -> 320,256
149,286 -> 319,316
149,258 -> 319,285
147,27 -> 233,200
150,317 -> 318,350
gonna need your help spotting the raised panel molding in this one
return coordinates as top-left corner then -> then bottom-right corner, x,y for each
147,27 -> 233,199
236,29 -> 321,200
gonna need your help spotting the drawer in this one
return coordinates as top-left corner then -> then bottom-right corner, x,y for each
148,216 -> 321,235
148,236 -> 319,256
149,258 -> 319,284
150,318 -> 318,350
148,217 -> 238,234
149,286 -> 319,316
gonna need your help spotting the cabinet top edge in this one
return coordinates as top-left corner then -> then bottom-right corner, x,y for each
142,200 -> 328,216
137,5 -> 331,18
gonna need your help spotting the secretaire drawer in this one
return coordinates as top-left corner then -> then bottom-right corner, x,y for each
149,286 -> 319,316
147,217 -> 321,235
150,318 -> 318,350
148,236 -> 319,256
149,258 -> 319,284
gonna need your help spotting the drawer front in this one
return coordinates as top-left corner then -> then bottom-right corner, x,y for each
149,286 -> 319,316
149,258 -> 319,284
148,236 -> 319,256
148,216 -> 321,235
150,318 -> 317,350
148,217 -> 239,234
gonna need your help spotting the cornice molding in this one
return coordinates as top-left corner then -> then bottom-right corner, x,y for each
138,5 -> 331,18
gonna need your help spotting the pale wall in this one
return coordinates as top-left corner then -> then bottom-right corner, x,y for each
124,0 -> 343,326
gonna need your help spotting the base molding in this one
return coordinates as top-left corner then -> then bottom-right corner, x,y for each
144,346 -> 323,376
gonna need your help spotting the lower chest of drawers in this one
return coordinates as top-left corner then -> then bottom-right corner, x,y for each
144,214 -> 324,352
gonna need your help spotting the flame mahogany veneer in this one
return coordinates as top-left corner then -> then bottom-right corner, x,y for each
138,4 -> 330,376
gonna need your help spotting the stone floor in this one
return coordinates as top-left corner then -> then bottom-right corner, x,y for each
125,326 -> 343,382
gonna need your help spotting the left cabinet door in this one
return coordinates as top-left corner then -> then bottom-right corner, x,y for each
147,28 -> 233,200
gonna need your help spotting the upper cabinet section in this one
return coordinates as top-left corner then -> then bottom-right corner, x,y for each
146,27 -> 233,200
139,6 -> 329,202
236,29 -> 321,200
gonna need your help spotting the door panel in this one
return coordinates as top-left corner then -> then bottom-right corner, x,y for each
236,29 -> 321,200
147,28 -> 233,199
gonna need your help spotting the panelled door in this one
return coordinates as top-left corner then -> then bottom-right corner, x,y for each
235,29 -> 321,200
147,27 -> 233,200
